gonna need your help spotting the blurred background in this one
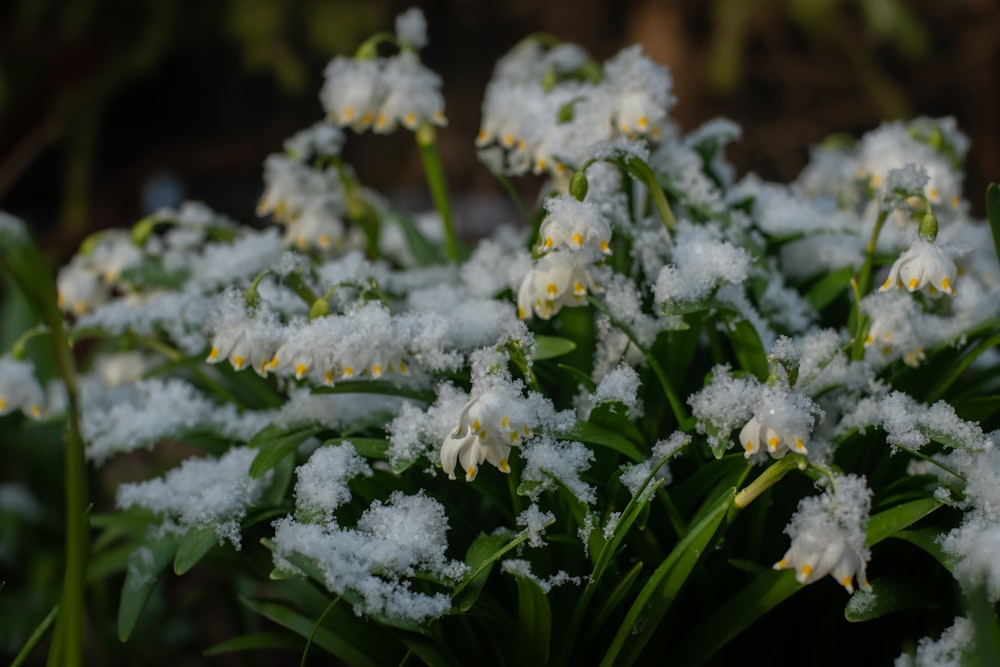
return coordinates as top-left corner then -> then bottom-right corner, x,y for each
1,0 -> 999,259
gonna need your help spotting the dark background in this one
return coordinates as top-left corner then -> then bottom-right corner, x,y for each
2,0 -> 999,259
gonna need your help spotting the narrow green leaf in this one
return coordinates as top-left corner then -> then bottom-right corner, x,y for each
555,420 -> 643,462
986,183 -> 1000,268
725,317 -> 768,381
394,632 -> 458,667
865,496 -> 943,547
174,526 -> 219,575
892,528 -> 954,573
312,380 -> 435,403
10,603 -> 59,667
970,582 -> 1000,667
261,450 -> 296,507
601,487 -> 735,667
806,265 -> 855,311
118,530 -> 180,641
239,597 -> 383,667
452,522 -> 554,601
346,437 -> 390,460
391,213 -> 442,266
202,631 -> 304,655
248,422 -> 324,479
512,571 -> 552,666
533,335 -> 577,361
669,569 -> 802,665
557,362 -> 597,393
589,560 -> 643,635
455,532 -> 509,611
844,576 -> 938,622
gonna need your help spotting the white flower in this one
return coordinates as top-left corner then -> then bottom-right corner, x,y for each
440,387 -> 535,481
394,8 -> 428,50
0,355 -> 44,418
321,57 -> 383,132
205,292 -> 283,376
537,195 -> 611,255
774,475 -> 872,594
517,249 -> 604,320
603,46 -> 674,139
57,257 -> 106,315
374,52 -> 446,133
283,199 -> 347,251
880,240 -> 957,297
738,385 -> 822,459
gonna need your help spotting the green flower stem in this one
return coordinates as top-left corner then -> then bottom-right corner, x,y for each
12,604 -> 59,667
284,269 -> 319,306
415,122 -> 460,262
48,302 -> 87,667
10,323 -> 50,359
731,454 -> 803,517
588,297 -> 686,426
850,209 -> 889,359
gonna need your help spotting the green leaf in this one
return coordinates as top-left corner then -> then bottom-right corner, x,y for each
248,422 -> 324,479
601,487 -> 735,667
202,631 -> 304,655
669,568 -> 802,666
312,380 -> 435,403
589,560 -> 643,635
239,597 -> 383,667
987,183 -> 1000,268
806,265 -> 855,311
455,532 -> 509,612
174,526 -> 219,575
557,362 -> 597,393
119,263 -> 190,289
393,632 -> 458,667
512,570 -> 552,666
118,530 -> 180,641
346,437 -> 390,460
969,583 -> 1000,667
892,528 -> 954,573
452,522 -> 555,602
532,334 -> 577,361
390,213 -> 442,267
555,420 -> 643,462
725,316 -> 768,381
865,496 -> 943,547
844,576 -> 939,622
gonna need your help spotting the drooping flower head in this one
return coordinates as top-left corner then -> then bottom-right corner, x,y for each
774,474 -> 872,594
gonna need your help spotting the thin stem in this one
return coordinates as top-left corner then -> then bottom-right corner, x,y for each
47,296 -> 87,667
732,454 -> 803,514
300,596 -> 341,667
415,122 -> 460,262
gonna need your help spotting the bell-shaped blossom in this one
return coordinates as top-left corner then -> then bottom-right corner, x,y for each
603,46 -> 675,139
738,384 -> 822,459
374,52 -> 446,133
537,195 -> 611,255
0,355 -> 44,418
321,57 -> 384,132
879,240 -> 957,298
517,249 -> 604,320
774,475 -> 872,594
205,291 -> 284,376
440,385 -> 537,481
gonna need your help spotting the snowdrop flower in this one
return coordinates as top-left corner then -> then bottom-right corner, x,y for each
774,475 -> 872,594
87,230 -> 143,284
282,121 -> 345,161
0,355 -> 44,418
517,249 -> 604,320
395,7 -> 428,50
603,46 -> 674,139
205,291 -> 284,376
284,199 -> 347,251
440,386 -> 535,481
375,51 -> 447,133
57,257 -> 106,315
880,240 -> 957,297
862,291 -> 926,368
537,195 -> 611,255
738,384 -> 822,459
321,57 -> 383,132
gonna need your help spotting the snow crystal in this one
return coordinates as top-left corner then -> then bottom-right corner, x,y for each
521,437 -> 596,504
294,442 -> 373,522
